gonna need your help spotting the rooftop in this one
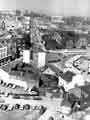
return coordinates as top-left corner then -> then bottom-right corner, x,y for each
0,43 -> 3,48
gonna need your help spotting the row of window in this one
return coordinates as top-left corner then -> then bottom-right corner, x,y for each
0,47 -> 7,59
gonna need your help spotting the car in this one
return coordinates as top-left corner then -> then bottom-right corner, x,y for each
30,86 -> 39,95
48,116 -> 54,120
17,62 -> 25,69
4,92 -> 10,97
0,104 -> 8,111
0,80 -> 3,85
7,104 -> 14,111
6,83 -> 14,88
0,80 -> 7,87
33,96 -> 42,100
28,90 -> 39,96
11,64 -> 18,71
14,104 -> 20,110
23,104 -> 30,110
0,90 -> 5,95
12,85 -> 24,90
6,83 -> 16,89
2,82 -> 7,87
6,78 -> 27,91
19,105 -> 24,110
11,93 -> 38,100
12,94 -> 21,99
0,90 -> 9,97
39,106 -> 47,115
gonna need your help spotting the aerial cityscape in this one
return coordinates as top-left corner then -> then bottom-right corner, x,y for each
0,1 -> 90,120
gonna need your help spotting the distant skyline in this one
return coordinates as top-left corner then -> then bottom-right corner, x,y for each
0,0 -> 89,16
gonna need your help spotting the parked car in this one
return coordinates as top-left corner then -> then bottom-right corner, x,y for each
23,104 -> 30,110
0,104 -> 8,111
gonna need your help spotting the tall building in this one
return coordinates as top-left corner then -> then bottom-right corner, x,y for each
22,49 -> 46,68
32,51 -> 46,68
30,18 -> 42,44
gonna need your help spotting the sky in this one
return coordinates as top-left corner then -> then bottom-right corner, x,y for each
0,0 -> 89,16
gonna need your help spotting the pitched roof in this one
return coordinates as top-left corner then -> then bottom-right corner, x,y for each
0,43 -> 3,48
0,32 -> 12,40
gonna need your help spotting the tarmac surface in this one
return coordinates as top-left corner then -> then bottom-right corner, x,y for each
0,94 -> 63,120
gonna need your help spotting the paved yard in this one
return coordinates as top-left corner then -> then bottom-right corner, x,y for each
0,110 -> 41,120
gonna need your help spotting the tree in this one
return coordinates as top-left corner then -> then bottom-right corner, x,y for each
24,9 -> 30,16
2,21 -> 5,30
16,10 -> 21,16
23,33 -> 31,49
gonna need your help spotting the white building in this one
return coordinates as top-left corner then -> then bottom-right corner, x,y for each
32,51 -> 46,68
51,16 -> 64,23
23,50 -> 30,64
0,43 -> 7,60
23,49 -> 46,68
